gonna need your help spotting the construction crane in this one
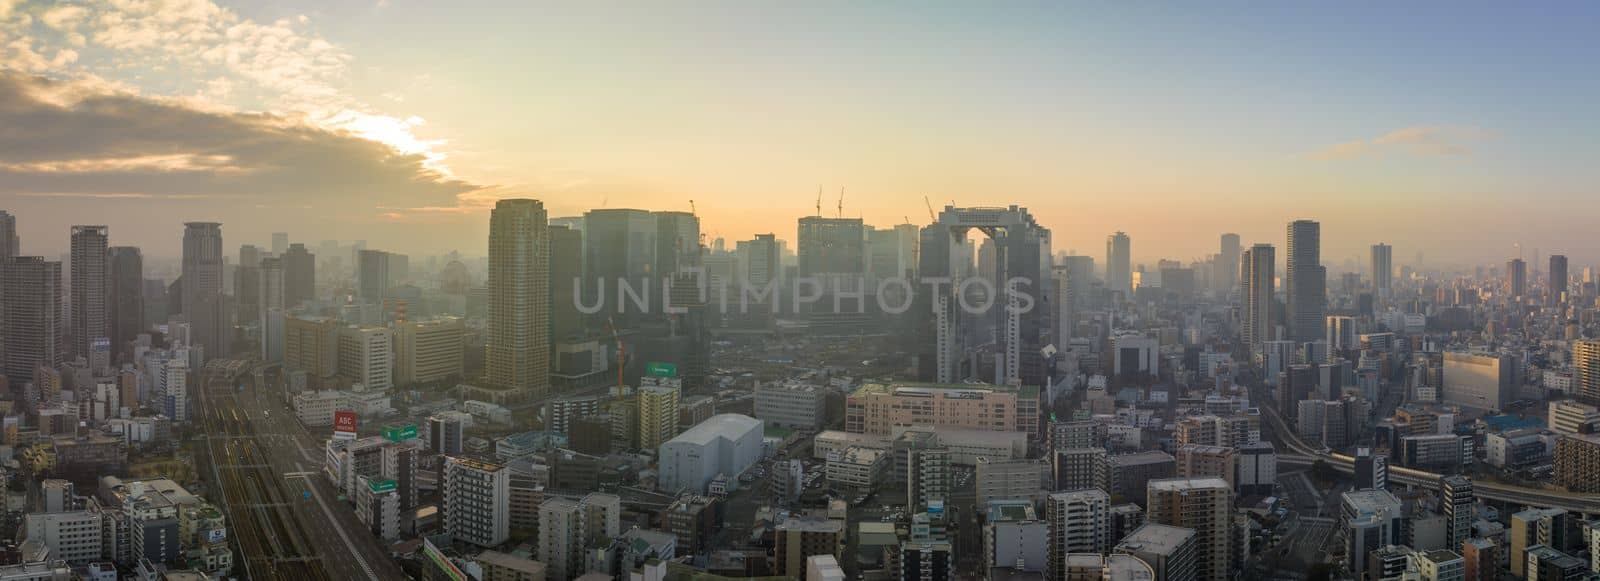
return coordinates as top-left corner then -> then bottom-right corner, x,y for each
606,317 -> 625,400
837,187 -> 845,218
815,186 -> 823,217
689,199 -> 696,216
923,196 -> 937,222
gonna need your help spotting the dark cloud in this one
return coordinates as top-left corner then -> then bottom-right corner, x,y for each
0,71 -> 478,208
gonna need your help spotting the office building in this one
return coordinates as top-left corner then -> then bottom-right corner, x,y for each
1507,258 -> 1528,300
338,326 -> 395,391
395,317 -> 465,386
1146,478 -> 1230,581
657,414 -> 763,493
1,257 -> 63,387
754,381 -> 826,430
283,243 -> 315,308
182,222 -> 228,359
1215,233 -> 1241,298
1441,352 -> 1514,411
1371,243 -> 1393,293
846,381 -> 1038,437
984,500 -> 1049,574
1237,442 -> 1276,496
70,225 -> 110,371
1047,489 -> 1111,581
1285,220 -> 1325,344
1051,447 -> 1107,492
1241,244 -> 1275,350
1106,232 -> 1132,298
1114,523 -> 1198,581
486,199 -> 551,398
1106,452 -> 1176,507
0,210 -> 16,258
976,458 -> 1047,506
429,411 -> 470,455
108,246 -> 144,363
1549,254 -> 1568,304
1342,489 -> 1403,578
442,456 -> 510,547
1548,400 -> 1600,435
1353,448 -> 1388,491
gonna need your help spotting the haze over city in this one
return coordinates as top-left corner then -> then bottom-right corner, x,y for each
8,3 -> 1600,581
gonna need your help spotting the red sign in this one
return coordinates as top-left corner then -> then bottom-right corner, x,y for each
333,411 -> 358,439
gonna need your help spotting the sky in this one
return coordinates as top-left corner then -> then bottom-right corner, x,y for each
2,1 -> 1599,268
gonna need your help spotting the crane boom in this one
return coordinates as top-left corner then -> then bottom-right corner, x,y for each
837,187 -> 844,218
923,196 -> 937,221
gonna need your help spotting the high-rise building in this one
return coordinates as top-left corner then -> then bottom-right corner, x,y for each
271,232 -> 288,256
919,206 -> 1052,386
358,249 -> 401,305
1507,258 -> 1527,300
774,516 -> 845,579
1047,489 -> 1111,581
1106,231 -> 1132,298
1216,233 -> 1241,297
442,456 -> 510,547
1341,489 -> 1403,579
108,246 -> 144,364
1371,243 -> 1393,293
1146,478 -> 1231,581
429,411 -> 469,456
282,243 -> 315,309
259,256 -> 284,352
395,317 -> 465,386
548,225 -> 584,343
539,493 -> 622,581
182,222 -> 228,359
1285,220 -> 1325,344
70,226 -> 110,372
1549,254 -> 1569,304
0,210 -> 17,258
1114,523 -> 1198,581
1353,447 -> 1388,491
1575,340 -> 1600,406
338,326 -> 395,391
1441,351 -> 1514,411
1241,244 -> 1275,350
486,199 -> 551,397
1,257 -> 63,387
637,380 -> 682,451
1440,475 -> 1474,550
1548,400 -> 1600,435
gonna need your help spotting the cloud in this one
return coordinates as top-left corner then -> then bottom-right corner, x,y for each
1309,125 -> 1494,160
0,72 -> 479,216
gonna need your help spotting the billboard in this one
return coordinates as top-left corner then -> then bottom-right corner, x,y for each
646,362 -> 677,377
207,529 -> 227,544
368,479 -> 397,494
333,411 -> 358,440
383,424 -> 419,442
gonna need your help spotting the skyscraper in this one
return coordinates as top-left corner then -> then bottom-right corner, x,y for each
1549,254 -> 1568,304
1285,220 -> 1325,344
70,225 -> 110,372
182,222 -> 227,359
0,211 -> 17,258
1507,258 -> 1527,300
1212,233 -> 1240,298
1105,231 -> 1132,298
108,246 -> 144,363
797,216 -> 867,332
1370,243 -> 1392,293
1440,475 -> 1473,550
485,199 -> 551,397
1,257 -> 63,387
271,232 -> 288,256
358,250 -> 399,305
1241,244 -> 1275,350
282,243 -> 315,309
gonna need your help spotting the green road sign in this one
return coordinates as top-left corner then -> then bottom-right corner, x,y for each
647,362 -> 677,377
384,424 -> 419,442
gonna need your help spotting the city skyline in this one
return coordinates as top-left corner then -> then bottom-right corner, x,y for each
2,2 -> 1600,264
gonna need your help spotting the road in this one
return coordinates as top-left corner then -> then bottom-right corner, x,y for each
1251,382 -> 1600,515
197,369 -> 405,581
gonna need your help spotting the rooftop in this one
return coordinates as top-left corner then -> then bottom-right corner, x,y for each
667,414 -> 763,447
986,500 -> 1038,522
1147,477 -> 1230,492
1108,451 -> 1176,467
1116,524 -> 1196,555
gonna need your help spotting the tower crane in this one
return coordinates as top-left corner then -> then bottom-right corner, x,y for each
837,187 -> 845,218
816,186 -> 823,217
923,196 -> 937,222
